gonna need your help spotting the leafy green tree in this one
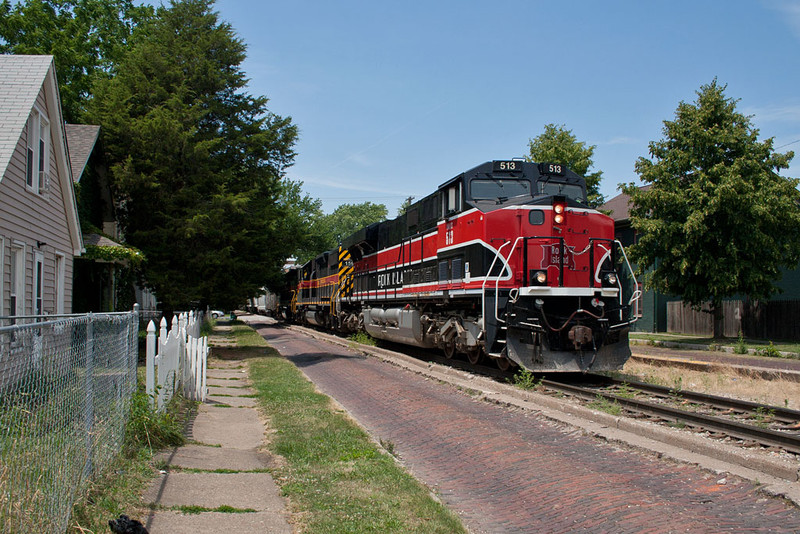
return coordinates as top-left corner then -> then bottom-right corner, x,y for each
316,202 -> 388,253
526,123 -> 604,206
86,0 -> 297,311
0,0 -> 153,122
623,80 -> 800,337
276,180 -> 330,267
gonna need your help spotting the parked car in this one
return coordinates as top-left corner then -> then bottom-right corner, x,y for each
210,310 -> 224,319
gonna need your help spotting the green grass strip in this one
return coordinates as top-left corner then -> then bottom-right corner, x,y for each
240,327 -> 465,533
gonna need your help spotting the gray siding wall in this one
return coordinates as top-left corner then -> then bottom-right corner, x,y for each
0,84 -> 75,315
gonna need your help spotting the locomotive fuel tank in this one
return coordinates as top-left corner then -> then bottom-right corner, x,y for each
362,307 -> 437,348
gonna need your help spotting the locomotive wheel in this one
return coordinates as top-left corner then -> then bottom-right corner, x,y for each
443,341 -> 456,359
466,348 -> 482,365
495,356 -> 512,371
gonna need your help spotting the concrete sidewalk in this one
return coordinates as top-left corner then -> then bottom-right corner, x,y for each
141,325 -> 293,533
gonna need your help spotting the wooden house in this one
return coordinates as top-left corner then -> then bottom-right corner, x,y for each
0,55 -> 83,316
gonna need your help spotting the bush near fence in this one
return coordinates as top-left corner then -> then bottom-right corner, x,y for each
667,299 -> 800,341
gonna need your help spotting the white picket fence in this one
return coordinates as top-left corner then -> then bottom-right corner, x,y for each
145,311 -> 208,410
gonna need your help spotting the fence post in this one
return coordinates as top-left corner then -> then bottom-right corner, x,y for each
200,336 -> 208,402
184,336 -> 194,399
146,320 -> 156,402
158,317 -> 169,410
174,314 -> 184,394
83,313 -> 95,480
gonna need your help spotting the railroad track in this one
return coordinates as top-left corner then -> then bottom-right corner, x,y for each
416,351 -> 800,456
290,325 -> 800,457
541,375 -> 800,455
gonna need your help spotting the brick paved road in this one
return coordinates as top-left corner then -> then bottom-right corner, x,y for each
250,319 -> 800,533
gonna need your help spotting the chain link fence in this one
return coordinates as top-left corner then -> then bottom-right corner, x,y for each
0,310 -> 139,533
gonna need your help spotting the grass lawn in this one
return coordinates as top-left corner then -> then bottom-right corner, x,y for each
228,321 -> 466,533
629,332 -> 800,356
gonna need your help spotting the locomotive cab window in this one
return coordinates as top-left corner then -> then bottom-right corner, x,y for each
441,182 -> 462,216
470,179 -> 532,208
537,181 -> 585,204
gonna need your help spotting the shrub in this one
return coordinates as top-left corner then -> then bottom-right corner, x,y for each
124,388 -> 186,456
734,331 -> 748,354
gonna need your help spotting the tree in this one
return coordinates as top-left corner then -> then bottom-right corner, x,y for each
623,80 -> 800,337
86,0 -> 298,311
275,180 -> 330,268
526,124 -> 604,207
315,202 -> 388,254
0,0 -> 153,122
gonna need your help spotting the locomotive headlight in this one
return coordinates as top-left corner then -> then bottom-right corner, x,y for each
553,203 -> 565,224
604,273 -> 618,286
533,270 -> 547,285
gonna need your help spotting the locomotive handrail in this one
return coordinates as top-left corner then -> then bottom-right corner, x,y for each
521,235 -> 566,287
495,237 -> 527,321
481,238 -> 517,326
615,239 -> 641,323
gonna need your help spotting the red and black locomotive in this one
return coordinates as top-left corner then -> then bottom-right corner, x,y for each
283,160 -> 640,372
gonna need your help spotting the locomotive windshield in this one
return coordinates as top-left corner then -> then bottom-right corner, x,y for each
537,180 -> 586,204
470,179 -> 531,203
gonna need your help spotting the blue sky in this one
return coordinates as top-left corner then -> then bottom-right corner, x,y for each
211,0 -> 800,215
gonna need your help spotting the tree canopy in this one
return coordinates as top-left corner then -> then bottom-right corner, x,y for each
85,0 -> 298,310
623,80 -> 800,336
0,0 -> 153,122
311,202 -> 388,259
275,180 -> 330,268
527,123 -> 604,207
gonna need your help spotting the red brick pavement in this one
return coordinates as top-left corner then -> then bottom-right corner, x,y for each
250,319 -> 800,533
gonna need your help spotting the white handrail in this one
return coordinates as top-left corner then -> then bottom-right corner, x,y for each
480,237 -> 524,325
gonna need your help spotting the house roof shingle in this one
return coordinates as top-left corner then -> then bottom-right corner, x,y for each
65,124 -> 100,183
598,185 -> 651,222
84,233 -> 122,248
0,55 -> 55,178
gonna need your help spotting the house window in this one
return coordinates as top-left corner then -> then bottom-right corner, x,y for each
34,251 -> 44,316
9,244 -> 25,316
25,109 -> 49,195
55,253 -> 65,314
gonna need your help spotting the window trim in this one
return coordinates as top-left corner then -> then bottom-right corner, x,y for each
34,250 -> 44,316
25,107 -> 50,196
55,252 -> 65,314
9,242 -> 25,316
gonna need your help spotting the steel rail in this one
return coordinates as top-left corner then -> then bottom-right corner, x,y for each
541,379 -> 800,455
587,374 -> 800,424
